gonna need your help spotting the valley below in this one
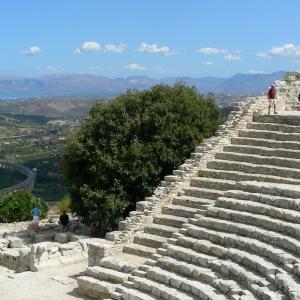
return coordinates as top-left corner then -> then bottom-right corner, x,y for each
0,98 -> 96,202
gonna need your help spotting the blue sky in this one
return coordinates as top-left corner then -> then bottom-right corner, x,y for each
1,0 -> 300,78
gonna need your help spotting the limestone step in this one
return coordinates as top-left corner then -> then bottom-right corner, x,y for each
207,159 -> 300,180
212,279 -> 257,300
275,273 -> 300,299
143,266 -> 228,300
183,186 -> 224,200
247,122 -> 300,133
133,233 -> 167,249
161,204 -> 201,218
153,214 -> 188,228
253,114 -> 300,126
131,269 -> 147,277
123,243 -> 157,258
206,206 -> 300,239
77,276 -> 117,298
155,255 -> 257,299
165,244 -> 281,299
239,129 -> 300,142
172,195 -> 214,209
155,256 -> 256,299
201,168 -> 300,185
216,197 -> 300,224
177,236 -> 295,299
177,235 -> 283,279
86,266 -> 129,284
231,136 -> 300,150
224,190 -> 300,212
223,144 -> 300,160
215,151 -> 300,170
191,216 -> 300,256
97,256 -> 140,273
236,181 -> 300,199
115,286 -> 158,300
156,255 -> 216,284
129,275 -> 197,300
110,291 -> 121,300
144,223 -> 179,238
185,225 -> 299,267
156,247 -> 168,256
165,243 -> 217,268
189,177 -> 236,190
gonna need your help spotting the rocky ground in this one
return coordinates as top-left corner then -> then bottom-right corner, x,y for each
0,262 -> 92,300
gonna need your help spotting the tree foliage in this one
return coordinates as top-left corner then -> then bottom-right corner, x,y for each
0,191 -> 48,223
63,83 -> 221,227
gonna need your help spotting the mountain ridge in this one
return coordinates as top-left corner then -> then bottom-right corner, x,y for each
0,71 -> 285,98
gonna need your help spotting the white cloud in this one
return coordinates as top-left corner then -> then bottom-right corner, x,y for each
73,48 -> 82,54
197,47 -> 226,55
125,63 -> 146,71
224,51 -> 241,61
82,41 -> 101,52
33,66 -> 65,73
248,69 -> 265,74
138,42 -> 172,56
198,47 -> 241,61
20,46 -> 42,56
201,61 -> 214,65
257,43 -> 300,59
74,41 -> 127,54
74,41 -> 101,54
104,44 -> 127,53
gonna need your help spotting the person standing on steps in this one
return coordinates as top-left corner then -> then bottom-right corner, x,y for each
32,206 -> 41,232
298,92 -> 300,102
267,85 -> 277,114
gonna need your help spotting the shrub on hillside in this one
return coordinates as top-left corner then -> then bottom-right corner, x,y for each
0,191 -> 48,223
63,83 -> 221,228
57,195 -> 71,213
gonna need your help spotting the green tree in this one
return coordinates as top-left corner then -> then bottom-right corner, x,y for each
0,191 -> 48,223
63,83 -> 221,228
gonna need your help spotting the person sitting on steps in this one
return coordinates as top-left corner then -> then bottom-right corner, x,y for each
267,85 -> 277,114
91,221 -> 101,237
59,211 -> 69,232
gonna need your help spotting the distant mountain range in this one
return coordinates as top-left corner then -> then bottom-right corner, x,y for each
0,71 -> 285,98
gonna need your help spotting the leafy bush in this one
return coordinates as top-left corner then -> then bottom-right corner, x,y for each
63,83 -> 221,227
57,195 -> 71,213
0,191 -> 48,223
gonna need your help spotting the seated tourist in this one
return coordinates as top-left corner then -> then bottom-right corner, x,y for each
59,211 -> 69,232
91,221 -> 101,237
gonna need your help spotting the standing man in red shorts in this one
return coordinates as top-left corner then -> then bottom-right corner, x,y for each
267,85 -> 277,114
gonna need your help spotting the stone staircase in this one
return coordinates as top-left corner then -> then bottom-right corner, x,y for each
77,73 -> 300,299
121,176 -> 221,259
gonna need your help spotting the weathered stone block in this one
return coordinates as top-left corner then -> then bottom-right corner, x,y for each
0,238 -> 9,249
7,236 -> 22,248
55,233 -> 69,243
